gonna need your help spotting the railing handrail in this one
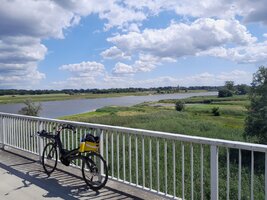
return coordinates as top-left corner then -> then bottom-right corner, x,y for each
1,112 -> 267,152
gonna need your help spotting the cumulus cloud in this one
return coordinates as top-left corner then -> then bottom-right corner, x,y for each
104,69 -> 252,88
112,62 -> 135,75
1,0 -> 266,89
59,61 -> 105,76
111,54 -> 161,76
55,61 -> 105,89
198,41 -> 267,64
107,18 -> 256,61
180,70 -> 252,86
242,0 -> 267,25
100,46 -> 131,60
105,18 -> 257,69
125,0 -> 267,25
53,0 -> 146,31
0,0 -> 79,88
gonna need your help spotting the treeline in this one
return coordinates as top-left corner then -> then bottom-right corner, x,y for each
0,86 -> 220,96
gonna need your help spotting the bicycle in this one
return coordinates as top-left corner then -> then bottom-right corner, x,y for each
35,124 -> 108,191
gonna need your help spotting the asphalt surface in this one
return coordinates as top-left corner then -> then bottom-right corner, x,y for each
0,148 -> 167,200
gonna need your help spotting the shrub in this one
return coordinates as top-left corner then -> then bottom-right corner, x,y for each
175,101 -> 185,111
18,99 -> 42,116
245,66 -> 267,144
218,88 -> 233,97
203,99 -> 213,104
211,107 -> 220,116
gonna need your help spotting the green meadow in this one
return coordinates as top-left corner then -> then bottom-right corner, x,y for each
61,95 -> 248,141
61,95 -> 265,199
0,90 -> 207,104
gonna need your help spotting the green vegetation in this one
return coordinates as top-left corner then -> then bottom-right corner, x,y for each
245,66 -> 267,144
211,107 -> 220,116
0,92 -> 153,104
0,89 -> 212,104
60,94 -> 267,199
0,86 -> 218,96
18,99 -> 42,116
218,81 -> 250,98
61,95 -> 247,141
175,100 -> 185,111
61,94 -> 266,199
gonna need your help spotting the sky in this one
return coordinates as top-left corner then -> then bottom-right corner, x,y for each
0,0 -> 267,89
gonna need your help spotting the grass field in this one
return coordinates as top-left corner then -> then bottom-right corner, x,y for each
60,95 -> 265,199
60,95 -> 248,141
0,90 -> 208,104
0,92 -> 153,104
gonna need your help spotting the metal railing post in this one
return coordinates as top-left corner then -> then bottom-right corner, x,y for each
211,145 -> 219,200
0,115 -> 4,149
38,121 -> 43,162
99,128 -> 104,175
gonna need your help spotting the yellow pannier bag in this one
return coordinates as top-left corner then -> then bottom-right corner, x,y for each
79,133 -> 100,153
79,141 -> 99,152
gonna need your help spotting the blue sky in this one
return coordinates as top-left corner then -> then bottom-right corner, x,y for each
0,0 -> 267,89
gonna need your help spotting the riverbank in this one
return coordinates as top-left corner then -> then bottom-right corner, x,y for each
0,90 -> 208,104
60,95 -> 248,141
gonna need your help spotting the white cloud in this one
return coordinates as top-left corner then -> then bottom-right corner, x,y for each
100,46 -> 131,60
124,0 -> 267,25
59,61 -> 105,76
1,0 -> 266,89
53,0 -> 147,31
112,62 -> 135,75
0,0 -> 79,88
199,41 -> 267,64
55,61 -> 106,89
107,18 -> 256,61
111,54 -> 160,76
180,70 -> 252,86
105,69 -> 252,88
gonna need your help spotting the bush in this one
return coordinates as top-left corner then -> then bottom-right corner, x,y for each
218,88 -> 233,97
211,107 -> 220,116
245,66 -> 267,144
175,101 -> 185,111
18,99 -> 42,116
203,99 -> 213,104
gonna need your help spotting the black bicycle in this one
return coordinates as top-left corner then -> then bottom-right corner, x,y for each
36,124 -> 108,191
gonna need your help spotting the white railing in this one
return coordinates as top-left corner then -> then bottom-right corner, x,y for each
0,112 -> 267,200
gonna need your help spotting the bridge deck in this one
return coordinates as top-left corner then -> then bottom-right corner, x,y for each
0,148 -> 165,200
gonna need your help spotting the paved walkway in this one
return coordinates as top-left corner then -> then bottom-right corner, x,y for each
0,148 -> 166,200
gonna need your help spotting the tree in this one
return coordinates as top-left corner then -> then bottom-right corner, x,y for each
211,107 -> 220,116
218,88 -> 233,97
218,81 -> 235,98
245,66 -> 267,144
18,99 -> 42,116
175,101 -> 185,111
236,84 -> 250,95
225,81 -> 235,91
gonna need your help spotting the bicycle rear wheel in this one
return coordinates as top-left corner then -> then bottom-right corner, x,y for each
42,142 -> 58,175
82,152 -> 108,191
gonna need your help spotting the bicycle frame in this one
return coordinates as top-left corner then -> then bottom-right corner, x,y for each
46,129 -> 80,161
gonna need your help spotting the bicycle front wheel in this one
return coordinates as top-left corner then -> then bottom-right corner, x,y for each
82,152 -> 108,191
42,142 -> 58,175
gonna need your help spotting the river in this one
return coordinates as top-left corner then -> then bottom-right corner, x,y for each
0,92 -> 217,118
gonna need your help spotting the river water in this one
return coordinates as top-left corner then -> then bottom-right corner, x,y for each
0,92 -> 217,118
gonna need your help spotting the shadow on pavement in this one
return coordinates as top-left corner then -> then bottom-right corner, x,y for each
0,149 -> 143,200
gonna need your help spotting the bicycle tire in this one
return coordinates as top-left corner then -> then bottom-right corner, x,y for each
82,152 -> 108,191
42,142 -> 58,175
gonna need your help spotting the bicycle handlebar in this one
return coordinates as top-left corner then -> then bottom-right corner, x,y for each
61,124 -> 76,131
56,124 -> 76,133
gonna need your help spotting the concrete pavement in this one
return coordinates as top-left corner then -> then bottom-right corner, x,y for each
0,148 -> 166,200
